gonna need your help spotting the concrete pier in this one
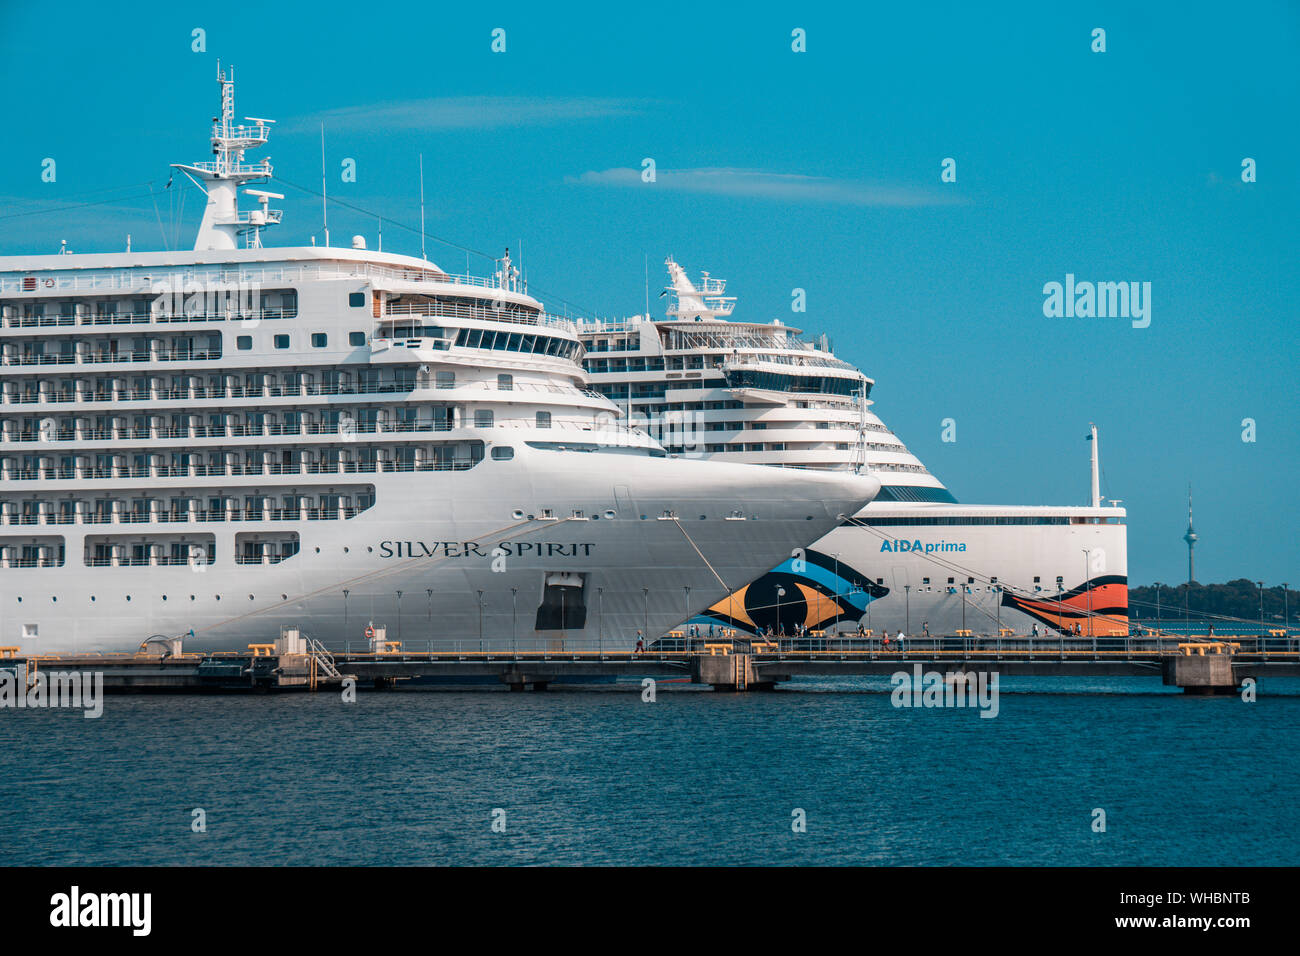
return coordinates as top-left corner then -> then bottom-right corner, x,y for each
1162,647 -> 1240,696
3,634 -> 1294,695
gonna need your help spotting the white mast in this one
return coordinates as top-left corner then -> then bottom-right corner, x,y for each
172,63 -> 281,250
320,123 -> 329,248
1089,423 -> 1101,507
419,153 -> 427,263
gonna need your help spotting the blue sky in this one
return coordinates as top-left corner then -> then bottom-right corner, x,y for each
1,1 -> 1296,584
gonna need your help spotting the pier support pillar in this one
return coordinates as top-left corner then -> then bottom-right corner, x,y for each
692,653 -> 770,691
500,671 -> 551,691
1163,654 -> 1238,695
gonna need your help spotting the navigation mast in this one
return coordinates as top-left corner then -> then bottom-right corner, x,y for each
664,257 -> 736,321
172,63 -> 282,250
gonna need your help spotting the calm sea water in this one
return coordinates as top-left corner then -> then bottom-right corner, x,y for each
3,676 -> 1298,866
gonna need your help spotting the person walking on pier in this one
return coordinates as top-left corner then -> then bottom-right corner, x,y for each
1032,623 -> 1040,639
634,630 -> 644,655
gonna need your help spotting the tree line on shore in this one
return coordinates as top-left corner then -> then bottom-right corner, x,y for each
1130,579 -> 1295,624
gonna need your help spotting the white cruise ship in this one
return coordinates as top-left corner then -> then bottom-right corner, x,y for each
0,71 -> 880,655
579,258 -> 1129,638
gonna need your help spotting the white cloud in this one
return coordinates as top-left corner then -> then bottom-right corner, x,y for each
569,166 -> 965,207
283,96 -> 648,133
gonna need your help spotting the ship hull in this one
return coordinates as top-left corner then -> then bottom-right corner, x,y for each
695,503 -> 1129,638
1,447 -> 877,654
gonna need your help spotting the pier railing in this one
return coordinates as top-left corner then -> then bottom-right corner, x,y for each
331,632 -> 1297,660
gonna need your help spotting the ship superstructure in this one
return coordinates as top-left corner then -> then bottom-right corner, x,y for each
0,73 -> 879,653
582,258 -> 950,500
580,258 -> 1129,638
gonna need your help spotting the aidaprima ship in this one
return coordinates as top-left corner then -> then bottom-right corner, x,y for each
578,259 -> 1129,638
0,69 -> 880,654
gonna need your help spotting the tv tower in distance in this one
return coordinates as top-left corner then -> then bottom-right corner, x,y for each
1182,484 -> 1198,585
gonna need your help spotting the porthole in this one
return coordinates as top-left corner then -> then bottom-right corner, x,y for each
190,595 -> 195,601
249,594 -> 255,601
162,595 -> 167,601
604,510 -> 616,519
52,596 -> 57,602
215,595 -> 221,601
366,546 -> 373,553
343,547 -> 350,553
126,595 -> 131,602
281,594 -> 287,601
90,596 -> 96,602
512,510 -> 524,520
314,547 -> 321,553
16,597 -> 21,603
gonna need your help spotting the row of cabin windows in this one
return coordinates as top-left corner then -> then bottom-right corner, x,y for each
236,332 -> 368,350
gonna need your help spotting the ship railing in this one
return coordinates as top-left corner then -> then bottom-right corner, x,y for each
0,380 -> 605,405
6,506 -> 371,528
1,308 -> 297,329
1,349 -> 223,367
321,634 -> 1299,660
0,262 -> 510,296
81,556 -> 212,568
0,459 -> 478,480
381,302 -> 578,333
233,553 -> 299,565
4,417 -> 623,445
185,160 -> 271,177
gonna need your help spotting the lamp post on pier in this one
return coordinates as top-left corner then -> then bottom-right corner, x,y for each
776,587 -> 786,644
683,586 -> 691,650
1082,550 -> 1092,638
